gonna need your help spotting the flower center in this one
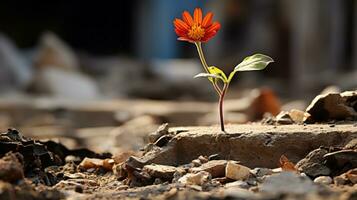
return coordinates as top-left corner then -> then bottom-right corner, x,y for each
188,24 -> 205,40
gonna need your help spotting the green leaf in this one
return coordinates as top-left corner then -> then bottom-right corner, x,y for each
234,54 -> 273,72
228,54 -> 273,83
208,66 -> 228,83
194,73 -> 226,82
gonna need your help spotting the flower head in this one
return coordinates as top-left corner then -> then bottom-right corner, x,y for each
173,8 -> 221,43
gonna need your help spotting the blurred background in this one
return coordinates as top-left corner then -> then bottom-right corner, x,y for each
0,0 -> 356,152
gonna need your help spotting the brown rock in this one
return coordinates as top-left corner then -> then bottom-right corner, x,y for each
137,124 -> 357,168
78,158 -> 114,171
0,152 -> 24,183
305,90 -> 357,122
225,161 -> 251,180
190,160 -> 227,178
345,168 -> 357,184
178,171 -> 211,186
143,164 -> 182,180
296,148 -> 331,178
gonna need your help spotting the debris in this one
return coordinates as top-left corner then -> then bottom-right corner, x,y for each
279,155 -> 297,172
190,160 -> 227,178
314,176 -> 333,184
305,90 -> 357,123
178,171 -> 211,186
296,148 -> 331,177
225,161 -> 251,181
143,164 -> 182,180
148,123 -> 169,143
275,111 -> 294,124
78,158 -> 114,171
225,180 -> 250,189
0,152 -> 24,183
250,168 -> 273,177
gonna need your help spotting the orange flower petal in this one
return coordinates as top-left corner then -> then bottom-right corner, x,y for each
173,19 -> 190,32
182,11 -> 194,26
205,22 -> 221,33
193,8 -> 203,24
202,12 -> 213,28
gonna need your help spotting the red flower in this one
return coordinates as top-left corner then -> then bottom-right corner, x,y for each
173,8 -> 221,43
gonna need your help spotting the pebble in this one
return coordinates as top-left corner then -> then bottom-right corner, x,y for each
314,176 -> 333,184
225,161 -> 251,181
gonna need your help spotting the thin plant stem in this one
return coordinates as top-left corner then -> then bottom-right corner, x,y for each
219,83 -> 228,132
194,42 -> 222,95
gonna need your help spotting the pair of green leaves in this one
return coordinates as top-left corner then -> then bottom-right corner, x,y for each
194,54 -> 274,84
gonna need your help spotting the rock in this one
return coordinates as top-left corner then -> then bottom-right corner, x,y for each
148,123 -> 169,143
225,180 -> 249,189
143,164 -> 181,180
324,149 -> 357,175
178,171 -> 211,186
225,161 -> 251,181
305,90 -> 357,122
289,109 -> 309,123
78,158 -> 114,171
275,111 -> 294,124
34,32 -> 79,70
345,169 -> 357,184
334,175 -> 347,185
0,181 -> 15,199
260,172 -> 318,195
247,88 -> 281,120
314,176 -> 333,184
296,148 -> 331,177
250,168 -> 273,177
0,152 -> 24,182
33,68 -> 99,100
0,34 -> 32,89
137,124 -> 357,168
190,160 -> 227,178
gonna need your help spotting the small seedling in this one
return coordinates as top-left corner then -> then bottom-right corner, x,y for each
174,8 -> 273,132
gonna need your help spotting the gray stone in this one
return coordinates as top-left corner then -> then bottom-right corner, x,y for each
314,176 -> 333,184
296,148 -> 331,177
260,172 -> 318,195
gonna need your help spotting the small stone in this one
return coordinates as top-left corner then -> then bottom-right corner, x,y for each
225,161 -> 251,181
289,109 -> 309,123
198,156 -> 209,164
143,164 -> 181,180
191,159 -> 201,167
74,185 -> 83,193
275,111 -> 294,124
314,176 -> 332,184
190,160 -> 227,178
345,169 -> 357,184
334,176 -> 347,185
65,156 -> 81,163
178,171 -> 211,186
296,148 -> 331,177
0,152 -> 24,183
78,158 -> 114,171
148,123 -> 169,143
225,180 -> 249,189
250,168 -> 273,177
